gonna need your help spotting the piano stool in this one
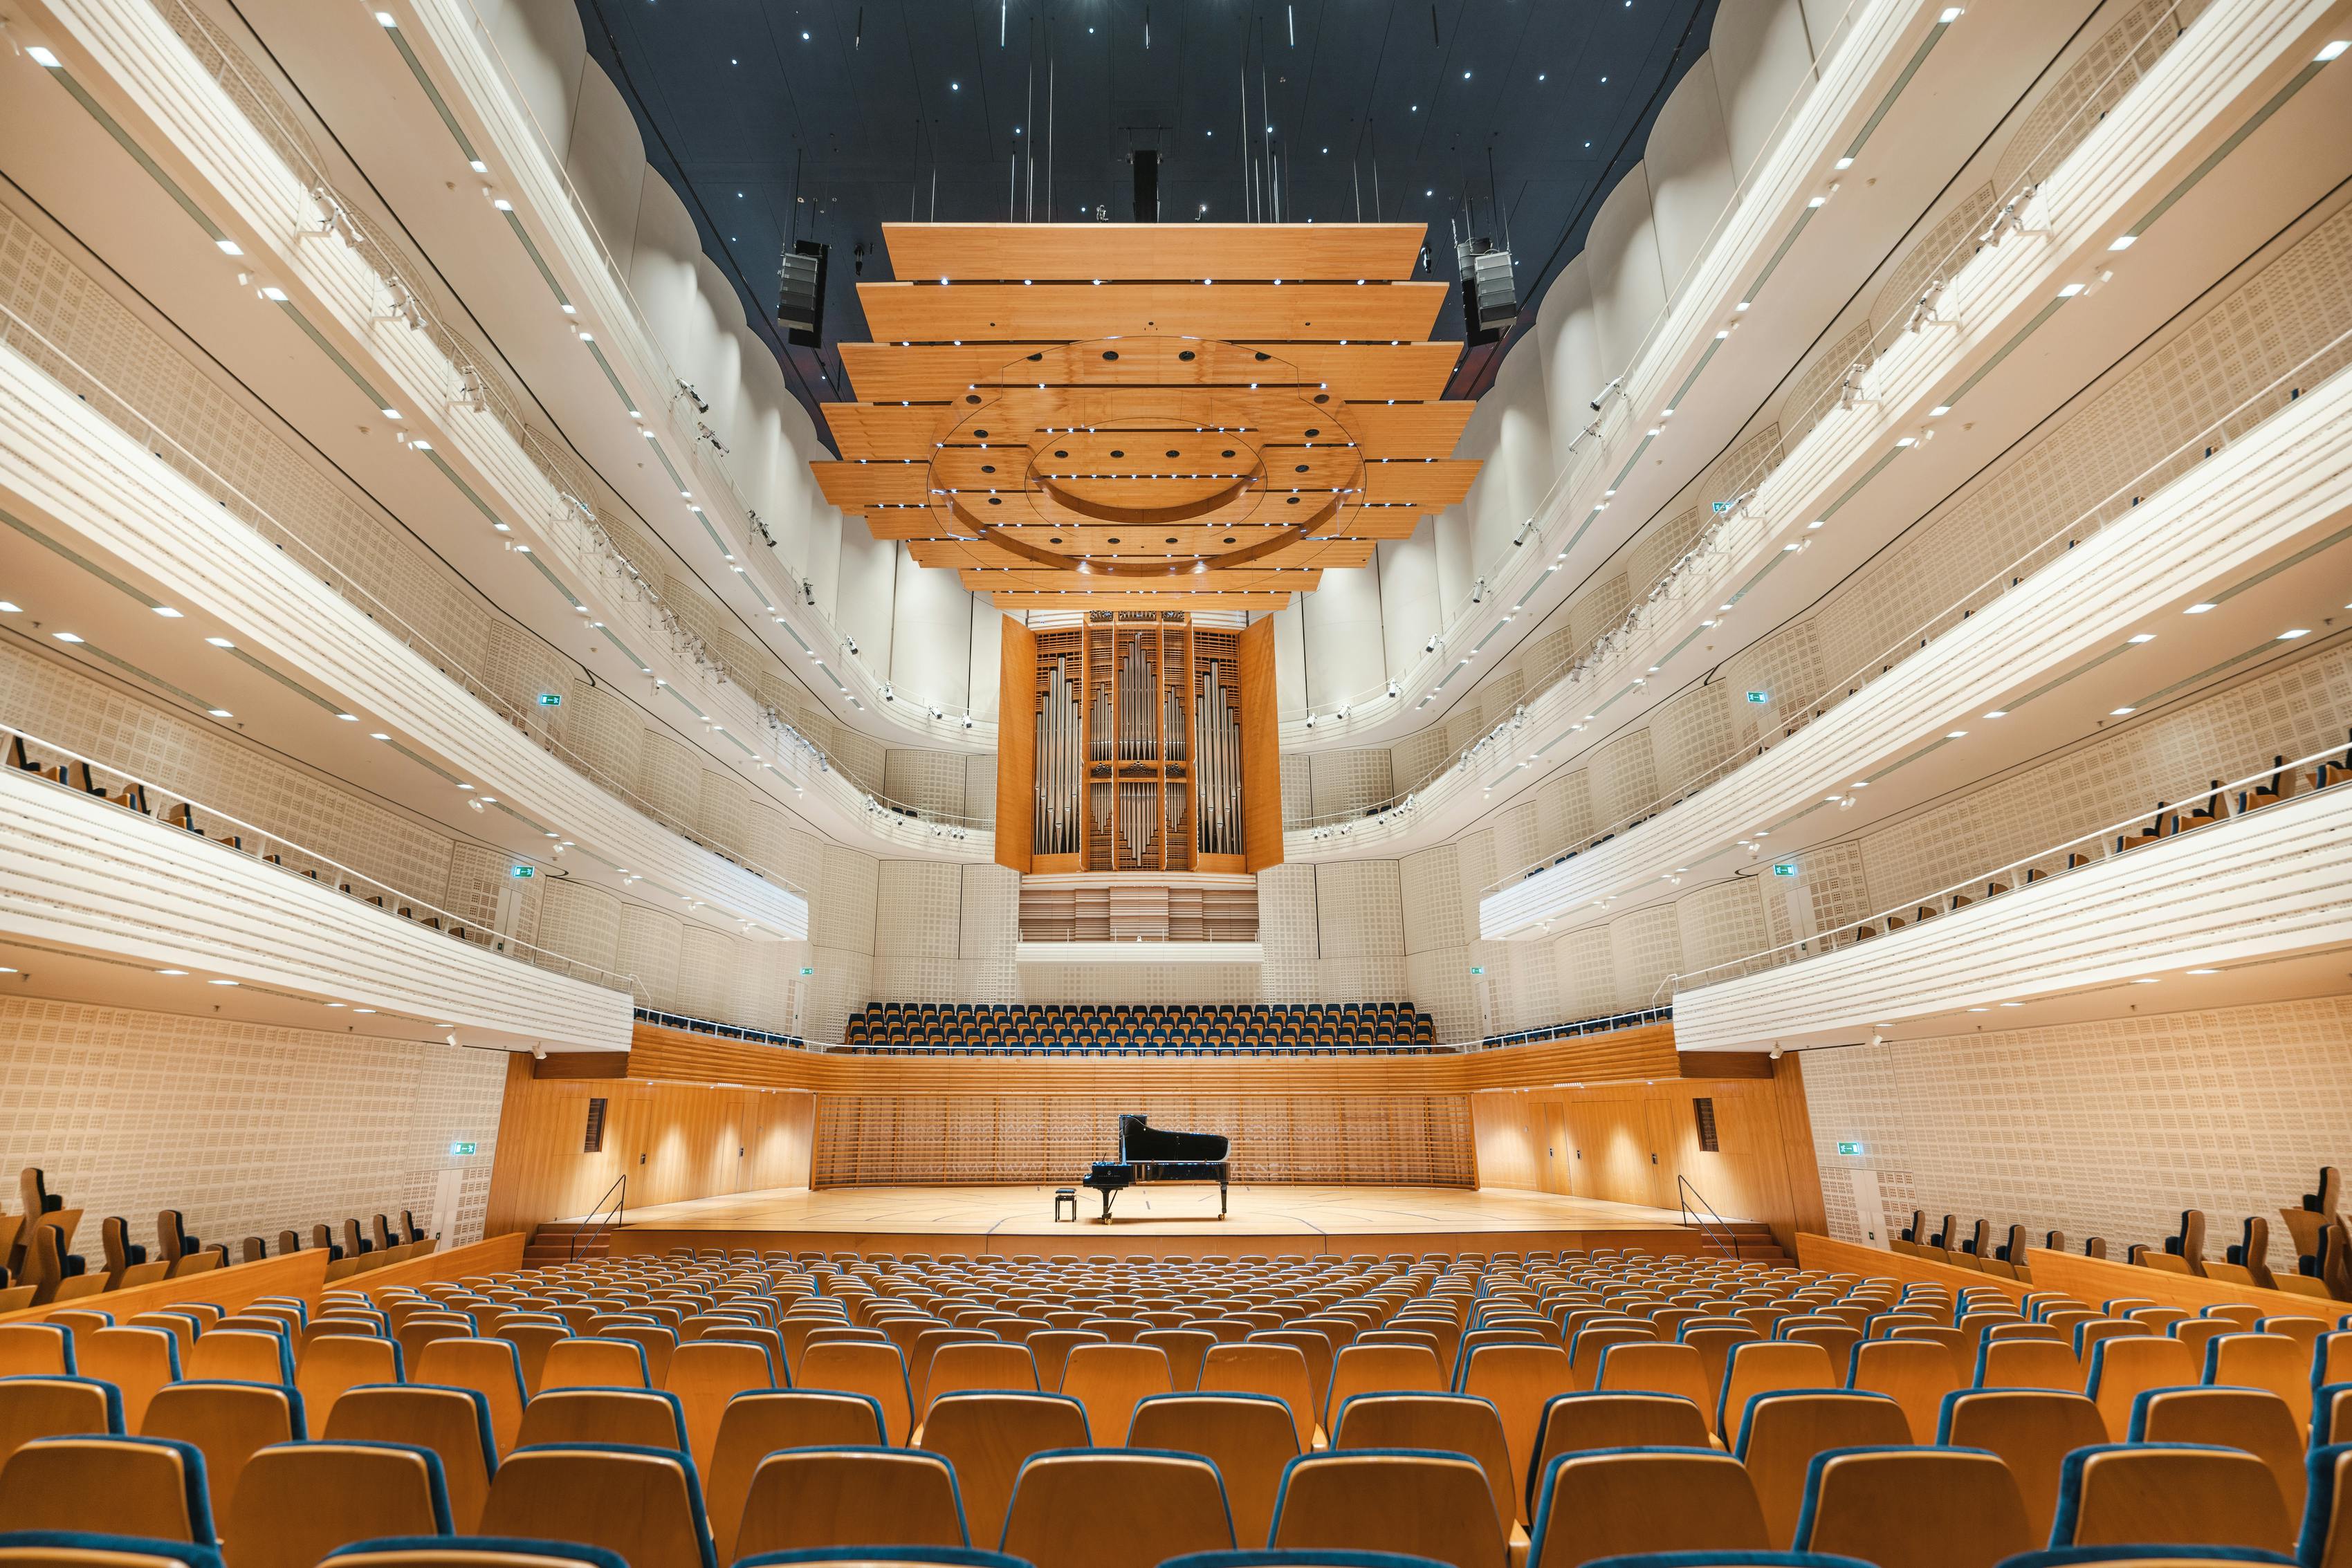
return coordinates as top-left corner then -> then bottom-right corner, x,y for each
1054,1189 -> 1078,1223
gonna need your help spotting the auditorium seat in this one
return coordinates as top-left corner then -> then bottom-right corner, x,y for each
662,1341 -> 774,1471
1200,1345 -> 1317,1450
1733,1390 -> 1913,1547
0,1378 -> 122,1470
515,1388 -> 688,1452
2051,1444 -> 2294,1555
732,1447 -> 966,1556
1792,1446 -> 2032,1568
1268,1449 -> 1506,1568
0,1329 -> 72,1379
1142,1330 -> 1216,1393
1595,1343 -> 1713,1420
2308,1443 -> 2352,1568
1128,1394 -> 1298,1550
1526,1448 -> 1771,1567
2319,1385 -> 2352,1448
1720,1342 -> 1837,1438
0,1531 -> 226,1568
2206,1335 -> 2313,1428
409,1342 -> 526,1458
2089,1336 -> 2201,1439
138,1383 -> 300,1524
297,1337 -> 402,1431
2129,1386 -> 2306,1516
1847,1339 -> 1960,1441
323,1385 -> 497,1533
477,1444 -> 713,1568
916,1393 -> 1089,1554
0,1437 -> 213,1544
77,1331 -> 178,1433
797,1343 -> 915,1445
1060,1345 -> 1174,1447
319,1538 -> 625,1568
1326,1390 -> 1519,1541
919,1343 -> 1038,1420
998,1448 -> 1233,1568
1458,1344 -> 1572,1499
536,1340 -> 648,1393
181,1334 -> 288,1390
705,1393 -> 888,1565
1977,1336 -> 2082,1392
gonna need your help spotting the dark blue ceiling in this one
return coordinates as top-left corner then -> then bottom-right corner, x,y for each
578,0 -> 1718,443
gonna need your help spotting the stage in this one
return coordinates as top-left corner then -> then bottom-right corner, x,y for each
605,1183 -> 1706,1259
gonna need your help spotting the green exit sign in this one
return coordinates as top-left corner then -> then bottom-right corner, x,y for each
800,966 -> 815,977
1469,966 -> 1486,976
450,1141 -> 477,1156
537,693 -> 562,707
1772,862 -> 1798,878
1836,1141 -> 1865,1156
510,865 -> 535,878
1745,690 -> 1770,704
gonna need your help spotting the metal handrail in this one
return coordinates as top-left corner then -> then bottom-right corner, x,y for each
570,1174 -> 627,1262
3,721 -> 642,997
1678,1174 -> 1738,1261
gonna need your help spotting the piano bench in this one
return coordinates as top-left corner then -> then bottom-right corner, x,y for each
1054,1188 -> 1078,1223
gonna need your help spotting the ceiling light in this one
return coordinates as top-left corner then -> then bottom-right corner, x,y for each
0,602 -> 17,613
2187,968 -> 2220,975
2127,633 -> 2156,643
369,732 -> 390,740
156,968 -> 188,976
1999,1002 -> 2023,1008
1834,157 -> 1854,171
151,606 -> 183,618
27,46 -> 61,67
2130,977 -> 2158,984
2317,40 -> 2349,60
1940,6 -> 1964,19
2280,628 -> 2311,639
353,1008 -> 377,1014
1946,730 -> 1967,739
216,239 -> 243,256
2110,707 -> 2136,716
52,631 -> 83,643
208,708 -> 232,718
208,978 -> 238,986
469,160 -> 487,173
1984,709 -> 2008,718
380,407 -> 401,419
2057,283 -> 2086,298
259,286 -> 289,302
2185,602 -> 2216,614
1929,404 -> 1951,416
2108,234 -> 2138,251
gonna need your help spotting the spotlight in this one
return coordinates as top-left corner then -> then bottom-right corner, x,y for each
1589,376 -> 1624,412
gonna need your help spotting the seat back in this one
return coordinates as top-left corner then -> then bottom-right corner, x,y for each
1594,1343 -> 1711,1422
0,1377 -> 122,1470
917,1392 -> 1090,1558
0,1435 -> 211,1544
478,1443 -> 713,1568
296,1337 -> 402,1431
1200,1344 -> 1314,1449
1059,1344 -> 1174,1448
1458,1343 -> 1572,1508
1130,1392 -> 1300,1550
2053,1443 -> 2292,1554
0,1530 -> 228,1568
1022,1330 -> 1106,1393
2130,1385 -> 2306,1519
76,1331 -> 178,1432
1793,1445 -> 2032,1568
1327,1390 -> 1516,1532
1720,1342 -> 1835,1438
1137,1329 -> 1215,1394
1527,1446 -> 1770,1568
733,1446 -> 965,1557
1734,1390 -> 1913,1548
326,1384 -> 497,1533
514,1388 -> 686,1453
920,1343 -> 1038,1418
2308,1442 -> 2352,1568
1848,1339 -> 1960,1443
1325,1345 -> 1444,1423
2207,1334 -> 2312,1428
797,1342 -> 914,1445
1937,1387 -> 2106,1545
998,1448 -> 1232,1568
1976,1336 -> 2082,1392
1269,1448 -> 1506,1568
0,1327 -> 72,1378
2088,1334 -> 2198,1440
535,1340 -> 647,1394
183,1333 -> 289,1390
661,1340 -> 772,1474
704,1391 -> 887,1566
138,1382 -> 299,1522
412,1340 -> 527,1457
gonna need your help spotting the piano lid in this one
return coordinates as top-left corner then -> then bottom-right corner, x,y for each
1119,1114 -> 1229,1163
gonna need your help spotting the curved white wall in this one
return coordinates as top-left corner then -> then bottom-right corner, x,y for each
1303,562 -> 1388,707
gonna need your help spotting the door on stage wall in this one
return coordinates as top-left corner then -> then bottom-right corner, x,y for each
1540,1105 -> 1573,1195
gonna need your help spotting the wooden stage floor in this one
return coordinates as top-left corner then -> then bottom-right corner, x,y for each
607,1183 -> 1702,1259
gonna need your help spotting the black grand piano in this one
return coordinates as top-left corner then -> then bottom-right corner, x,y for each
1081,1115 -> 1231,1219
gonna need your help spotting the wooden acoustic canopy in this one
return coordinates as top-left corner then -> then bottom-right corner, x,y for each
813,223 -> 1476,611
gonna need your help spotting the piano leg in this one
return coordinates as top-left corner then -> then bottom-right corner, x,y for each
1097,1187 -> 1119,1221
1218,1174 -> 1228,1219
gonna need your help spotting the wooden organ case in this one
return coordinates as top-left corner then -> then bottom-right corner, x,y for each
998,611 -> 1281,876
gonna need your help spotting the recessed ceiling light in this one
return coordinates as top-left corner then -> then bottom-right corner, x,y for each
0,602 -> 18,613
208,978 -> 239,986
2187,968 -> 2219,975
157,968 -> 188,977
2130,977 -> 2159,984
353,1007 -> 377,1014
151,606 -> 183,618
206,636 -> 235,648
2185,602 -> 2216,614
52,631 -> 83,643
2279,628 -> 2311,639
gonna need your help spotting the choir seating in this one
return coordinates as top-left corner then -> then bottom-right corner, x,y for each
838,1002 -> 1440,1056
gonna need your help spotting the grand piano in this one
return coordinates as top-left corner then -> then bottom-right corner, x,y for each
1081,1115 -> 1231,1219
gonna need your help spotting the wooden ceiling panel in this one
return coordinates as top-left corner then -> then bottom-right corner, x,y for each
816,225 -> 1481,608
858,281 -> 1449,344
883,222 -> 1426,282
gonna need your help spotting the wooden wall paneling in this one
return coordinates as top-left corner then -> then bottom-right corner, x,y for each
1238,616 -> 1283,871
997,616 -> 1038,872
1,1249 -> 328,1327
2024,1248 -> 2348,1319
356,1234 -> 525,1294
1797,1233 -> 2034,1304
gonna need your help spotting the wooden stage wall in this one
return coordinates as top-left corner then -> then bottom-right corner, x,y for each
1469,1064 -> 1826,1253
484,1022 -> 1825,1239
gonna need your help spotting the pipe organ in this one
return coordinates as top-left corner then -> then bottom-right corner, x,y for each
1000,611 -> 1278,876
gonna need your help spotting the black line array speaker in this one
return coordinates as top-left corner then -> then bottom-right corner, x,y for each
778,239 -> 828,347
1455,237 -> 1518,346
1130,149 -> 1160,223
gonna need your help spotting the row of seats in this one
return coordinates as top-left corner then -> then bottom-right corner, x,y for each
841,1002 -> 1437,1055
8,1244 -> 2352,1568
2,1168 -> 434,1310
1895,1172 -> 2352,1302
